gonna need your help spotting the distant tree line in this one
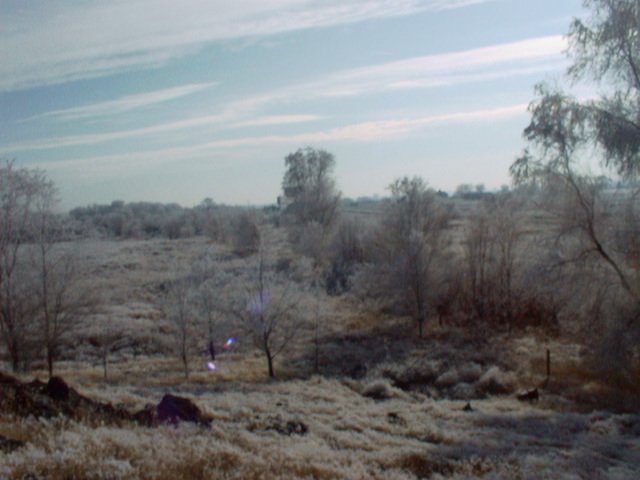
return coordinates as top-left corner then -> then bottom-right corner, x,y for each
68,198 -> 261,243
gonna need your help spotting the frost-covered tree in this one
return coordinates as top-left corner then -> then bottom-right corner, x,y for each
281,147 -> 341,228
511,0 -> 640,376
31,179 -> 95,377
231,210 -> 261,256
162,269 -> 197,379
366,177 -> 452,337
511,0 -> 640,307
0,162 -> 76,372
211,240 -> 303,378
465,195 -> 518,318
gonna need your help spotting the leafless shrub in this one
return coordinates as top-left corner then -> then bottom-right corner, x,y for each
292,220 -> 328,267
324,218 -> 367,295
33,249 -> 98,377
231,210 -> 261,256
161,266 -> 198,379
208,243 -> 306,378
461,194 -> 522,326
87,314 -> 125,381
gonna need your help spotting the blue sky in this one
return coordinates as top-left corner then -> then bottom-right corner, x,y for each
0,0 -> 585,210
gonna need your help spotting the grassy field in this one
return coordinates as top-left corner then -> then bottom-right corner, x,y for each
1,227 -> 639,479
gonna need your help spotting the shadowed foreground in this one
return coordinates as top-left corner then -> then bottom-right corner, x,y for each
1,373 -> 639,479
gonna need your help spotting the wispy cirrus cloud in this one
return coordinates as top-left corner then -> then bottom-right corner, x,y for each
0,110 -> 321,153
204,103 -> 528,145
25,82 -> 218,122
2,113 -> 228,152
35,103 -> 527,178
0,34 -> 558,155
0,0 -> 497,92
229,115 -> 323,128
312,35 -> 567,97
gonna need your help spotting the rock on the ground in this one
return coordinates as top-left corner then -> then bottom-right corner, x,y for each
156,394 -> 211,426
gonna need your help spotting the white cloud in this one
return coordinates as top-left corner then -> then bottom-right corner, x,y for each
26,83 -> 218,122
230,115 -> 323,128
35,103 -> 527,177
0,110 -> 319,153
207,103 -> 528,145
0,34 -> 556,155
1,113 -> 227,152
387,62 -> 567,89
0,0 -> 497,91
311,35 -> 567,97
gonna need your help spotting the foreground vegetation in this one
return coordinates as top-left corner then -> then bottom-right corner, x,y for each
2,374 -> 639,479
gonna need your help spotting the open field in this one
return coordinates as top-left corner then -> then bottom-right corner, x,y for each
1,232 -> 639,479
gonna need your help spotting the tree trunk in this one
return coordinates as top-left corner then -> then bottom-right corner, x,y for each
102,346 -> 108,381
181,338 -> 189,379
182,353 -> 189,379
47,347 -> 54,378
9,339 -> 20,373
314,315 -> 320,374
267,354 -> 275,378
265,340 -> 275,378
10,354 -> 20,373
546,349 -> 551,379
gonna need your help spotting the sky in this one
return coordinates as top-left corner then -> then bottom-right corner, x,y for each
0,0 -> 586,210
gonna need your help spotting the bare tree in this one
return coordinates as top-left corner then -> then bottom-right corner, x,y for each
30,177 -> 95,377
325,218 -> 366,295
511,0 -> 640,376
247,253 -> 298,378
213,244 -> 301,378
0,162 -> 51,372
511,0 -> 640,306
163,270 -> 196,379
464,207 -> 493,322
35,251 -> 95,377
231,210 -> 261,256
462,193 -> 525,330
190,249 -> 223,360
92,315 -> 124,382
369,177 -> 452,337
